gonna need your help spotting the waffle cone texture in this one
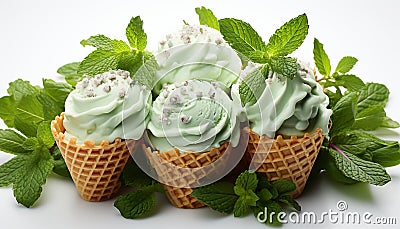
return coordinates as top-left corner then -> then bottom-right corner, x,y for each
245,128 -> 324,198
51,113 -> 132,202
144,142 -> 229,209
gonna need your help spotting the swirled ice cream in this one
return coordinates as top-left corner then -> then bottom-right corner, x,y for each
153,24 -> 242,94
63,69 -> 151,144
243,61 -> 332,138
147,79 -> 242,153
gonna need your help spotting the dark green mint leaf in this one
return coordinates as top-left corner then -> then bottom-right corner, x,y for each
192,182 -> 238,214
272,179 -> 296,195
0,129 -> 28,155
329,148 -> 391,186
331,92 -> 357,136
15,96 -> 44,137
114,186 -> 157,219
13,148 -> 54,207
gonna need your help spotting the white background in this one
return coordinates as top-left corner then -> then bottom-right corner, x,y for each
1,0 -> 400,228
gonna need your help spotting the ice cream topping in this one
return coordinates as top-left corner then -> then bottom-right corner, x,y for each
153,24 -> 242,94
244,61 -> 332,138
63,69 -> 151,144
147,79 -> 242,153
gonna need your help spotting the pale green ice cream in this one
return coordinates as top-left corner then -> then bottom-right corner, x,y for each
243,61 -> 332,138
63,69 -> 151,144
153,24 -> 242,94
147,79 -> 243,153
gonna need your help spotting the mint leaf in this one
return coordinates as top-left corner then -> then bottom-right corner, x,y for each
0,96 -> 16,127
121,160 -> 153,188
357,83 -> 389,113
381,116 -> 400,129
13,148 -> 54,208
331,92 -> 357,135
22,137 -> 39,151
353,105 -> 386,131
233,196 -> 253,217
37,121 -> 54,149
329,148 -> 391,186
235,170 -> 258,192
7,79 -> 40,102
266,14 -> 308,57
335,56 -> 358,74
256,173 -> 278,199
219,18 -> 267,59
114,185 -> 158,219
313,38 -> 331,77
0,156 -> 26,187
233,171 -> 259,217
272,180 -> 296,195
78,50 -> 120,76
239,67 -> 266,106
270,56 -> 299,79
257,189 -> 273,201
372,144 -> 400,167
37,92 -> 63,121
0,129 -> 28,155
52,147 -> 70,178
57,62 -> 81,86
132,56 -> 158,89
195,6 -> 220,31
42,79 -> 73,106
278,195 -> 301,211
192,182 -> 238,214
333,74 -> 365,91
80,34 -> 114,51
15,96 -> 44,137
126,16 -> 147,51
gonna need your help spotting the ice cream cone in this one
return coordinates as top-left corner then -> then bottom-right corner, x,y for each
144,142 -> 229,208
51,113 -> 132,202
245,127 -> 324,198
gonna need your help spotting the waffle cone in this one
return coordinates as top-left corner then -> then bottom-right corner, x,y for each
51,113 -> 132,202
245,128 -> 324,198
144,142 -> 229,208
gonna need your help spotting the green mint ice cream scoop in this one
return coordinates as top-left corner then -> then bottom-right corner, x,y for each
147,79 -> 243,153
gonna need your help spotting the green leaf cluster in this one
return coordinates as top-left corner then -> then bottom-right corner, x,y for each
192,171 -> 300,226
114,160 -> 164,219
216,13 -> 308,105
312,39 -> 400,186
0,79 -> 73,207
57,16 -> 154,87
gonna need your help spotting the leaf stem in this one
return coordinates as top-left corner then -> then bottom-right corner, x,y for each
329,142 -> 350,161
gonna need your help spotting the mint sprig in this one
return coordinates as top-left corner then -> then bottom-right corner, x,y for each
312,38 -> 400,186
221,14 -> 308,106
192,171 -> 300,226
58,16 -> 151,85
0,79 -> 72,207
114,160 -> 164,219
